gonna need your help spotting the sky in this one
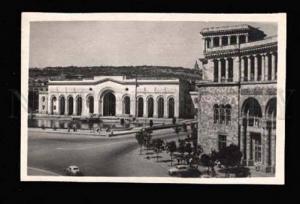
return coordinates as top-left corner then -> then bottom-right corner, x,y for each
29,21 -> 277,69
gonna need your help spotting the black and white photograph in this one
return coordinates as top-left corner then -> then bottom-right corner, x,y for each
21,13 -> 286,184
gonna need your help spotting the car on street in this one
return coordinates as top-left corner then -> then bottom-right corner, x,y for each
64,165 -> 83,176
168,165 -> 201,177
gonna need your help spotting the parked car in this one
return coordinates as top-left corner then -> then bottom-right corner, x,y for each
65,165 -> 83,176
168,165 -> 201,177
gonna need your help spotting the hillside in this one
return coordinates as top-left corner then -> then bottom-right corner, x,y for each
29,66 -> 201,81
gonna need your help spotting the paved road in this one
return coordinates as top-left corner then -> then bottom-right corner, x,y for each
28,129 -> 187,177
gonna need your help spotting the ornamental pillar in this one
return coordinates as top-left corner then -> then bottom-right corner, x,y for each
272,52 -> 277,80
236,35 -> 240,44
228,35 -> 231,45
261,54 -> 265,81
153,97 -> 158,118
219,37 -> 222,47
225,58 -> 229,82
265,53 -> 270,80
247,56 -> 251,81
254,55 -> 258,81
241,57 -> 245,81
143,98 -> 147,118
164,97 -> 168,118
245,34 -> 249,43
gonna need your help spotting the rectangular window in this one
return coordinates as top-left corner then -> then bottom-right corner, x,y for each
218,135 -> 227,150
214,61 -> 218,82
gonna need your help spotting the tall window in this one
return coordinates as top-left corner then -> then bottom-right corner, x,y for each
214,60 -> 219,82
228,58 -> 233,82
213,104 -> 219,123
123,96 -> 130,115
157,97 -> 164,118
267,54 -> 272,80
221,59 -> 226,82
243,57 -> 248,81
225,104 -> 232,125
137,97 -> 144,117
218,135 -> 227,150
257,55 -> 262,81
220,105 -> 225,124
250,56 -> 255,81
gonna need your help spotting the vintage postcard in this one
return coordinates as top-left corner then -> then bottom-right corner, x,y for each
21,13 -> 286,184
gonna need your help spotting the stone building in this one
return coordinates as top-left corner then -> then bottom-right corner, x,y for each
38,76 -> 194,119
197,24 -> 277,173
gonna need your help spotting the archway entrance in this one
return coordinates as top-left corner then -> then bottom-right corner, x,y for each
241,97 -> 262,165
147,97 -> 154,117
103,92 -> 116,116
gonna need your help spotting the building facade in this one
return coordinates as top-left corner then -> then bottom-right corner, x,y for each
197,25 -> 277,173
38,76 -> 194,119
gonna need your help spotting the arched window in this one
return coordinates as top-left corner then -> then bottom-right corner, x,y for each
147,97 -> 154,117
51,96 -> 57,114
220,105 -> 225,124
137,97 -> 144,117
225,104 -> 232,125
213,60 -> 219,82
213,104 -> 219,123
242,98 -> 262,127
59,96 -> 65,115
76,96 -> 82,116
68,96 -> 74,115
157,97 -> 164,118
168,97 -> 175,118
88,96 -> 94,114
123,96 -> 130,115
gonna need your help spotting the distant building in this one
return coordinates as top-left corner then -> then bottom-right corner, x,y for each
197,24 -> 277,173
38,76 -> 195,119
28,79 -> 48,113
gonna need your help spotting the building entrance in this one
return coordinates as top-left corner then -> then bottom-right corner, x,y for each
103,92 -> 116,116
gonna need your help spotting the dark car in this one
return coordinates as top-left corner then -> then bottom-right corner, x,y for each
168,165 -> 201,177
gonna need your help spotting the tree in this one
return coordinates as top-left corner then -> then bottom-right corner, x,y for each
216,144 -> 243,177
152,138 -> 164,161
144,130 -> 152,153
166,141 -> 177,166
135,130 -> 145,155
200,154 -> 212,174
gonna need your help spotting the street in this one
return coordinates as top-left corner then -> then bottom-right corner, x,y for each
28,128 -> 186,177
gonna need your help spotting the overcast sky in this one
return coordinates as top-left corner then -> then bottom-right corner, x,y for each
29,21 -> 277,68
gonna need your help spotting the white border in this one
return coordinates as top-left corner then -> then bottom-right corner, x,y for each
21,13 -> 286,184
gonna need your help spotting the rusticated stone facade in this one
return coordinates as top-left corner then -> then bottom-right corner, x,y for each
197,24 -> 277,173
